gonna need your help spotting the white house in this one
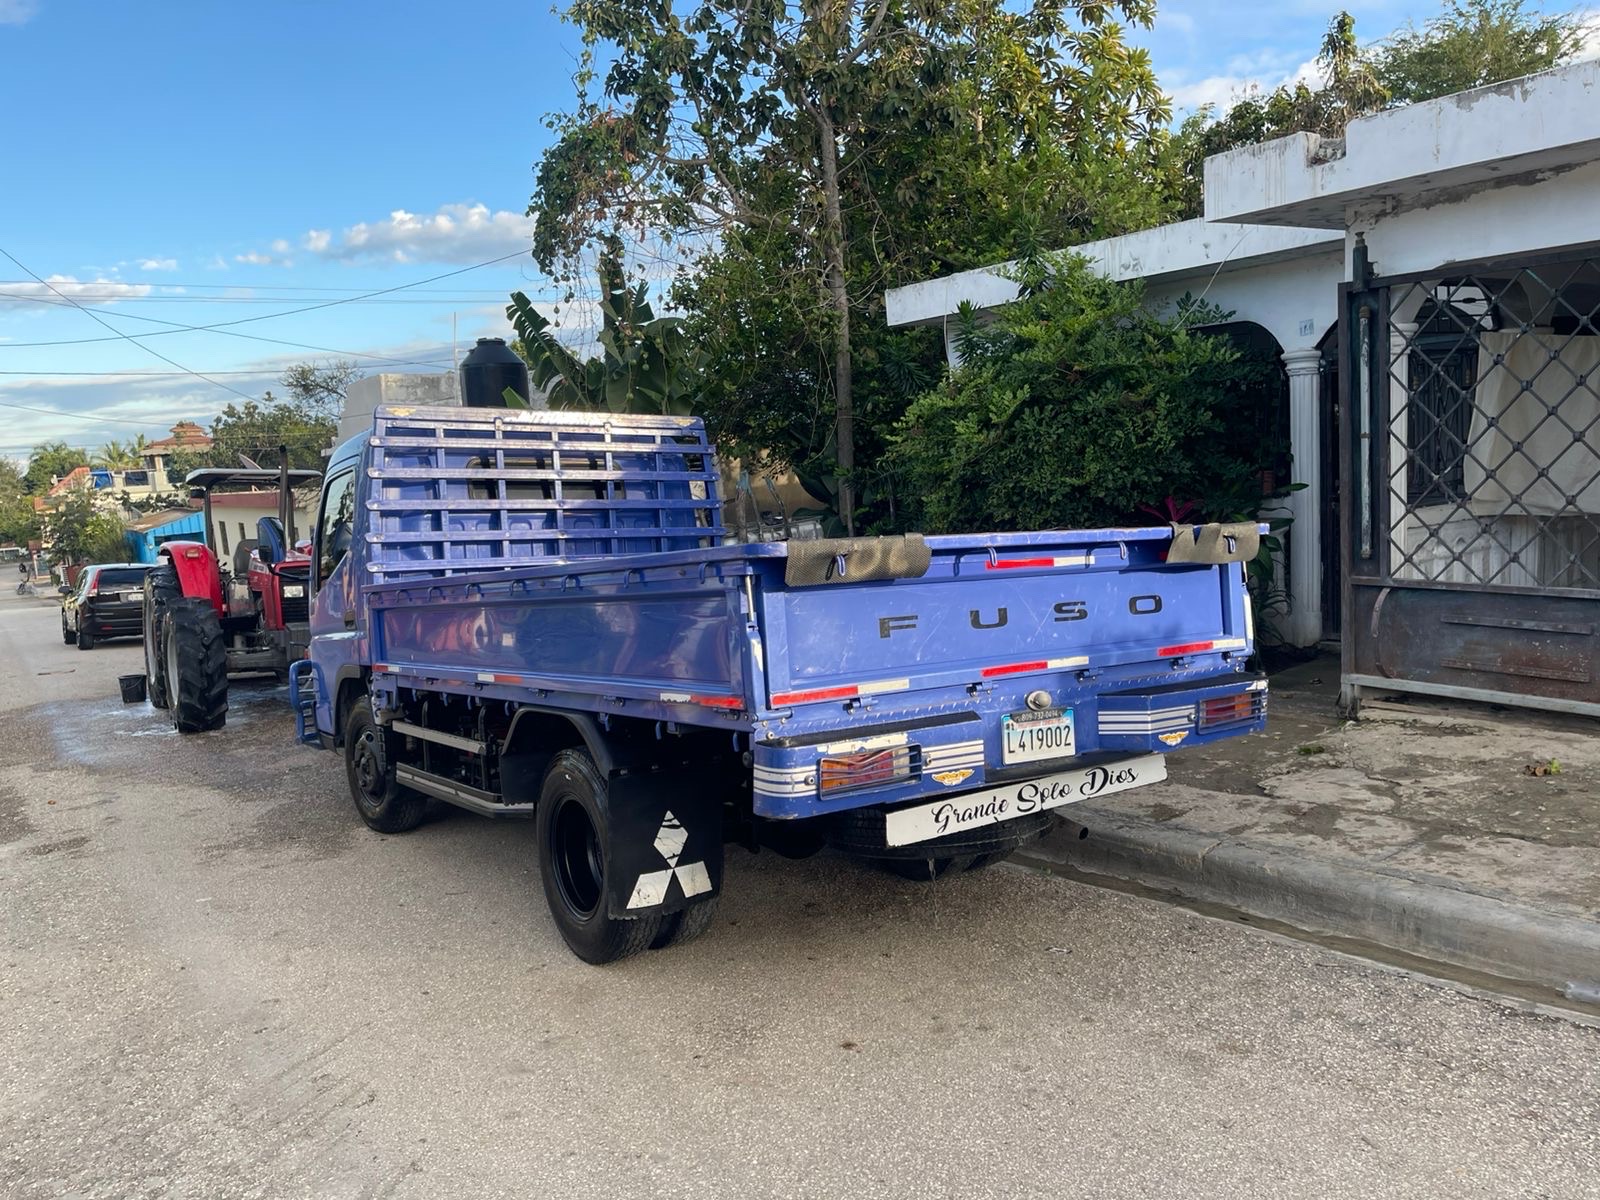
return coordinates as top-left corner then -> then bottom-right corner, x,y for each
884,61 -> 1600,719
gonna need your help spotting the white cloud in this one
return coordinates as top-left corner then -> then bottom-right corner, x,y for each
1164,11 -> 1196,35
138,257 -> 178,272
271,239 -> 291,254
305,202 -> 535,264
1167,51 -> 1321,112
0,0 -> 37,26
234,251 -> 274,266
0,275 -> 153,312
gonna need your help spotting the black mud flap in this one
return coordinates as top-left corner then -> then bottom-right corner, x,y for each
603,769 -> 724,920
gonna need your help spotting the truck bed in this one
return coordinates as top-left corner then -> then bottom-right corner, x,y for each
363,525 -> 1264,823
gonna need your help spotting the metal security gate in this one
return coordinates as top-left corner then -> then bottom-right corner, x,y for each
1340,247 -> 1600,718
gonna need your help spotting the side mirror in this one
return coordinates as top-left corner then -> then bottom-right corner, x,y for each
58,584 -> 71,595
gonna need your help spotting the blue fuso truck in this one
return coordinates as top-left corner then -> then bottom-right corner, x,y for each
292,400 -> 1268,963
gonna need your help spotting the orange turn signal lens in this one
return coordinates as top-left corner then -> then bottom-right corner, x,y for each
818,746 -> 913,794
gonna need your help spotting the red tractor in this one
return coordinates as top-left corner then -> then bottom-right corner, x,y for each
142,466 -> 322,733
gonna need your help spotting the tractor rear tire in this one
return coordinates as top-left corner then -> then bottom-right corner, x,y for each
343,702 -> 428,834
164,599 -> 228,733
143,564 -> 181,710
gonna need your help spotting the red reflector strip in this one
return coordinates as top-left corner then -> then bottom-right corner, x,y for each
979,655 -> 1090,679
771,684 -> 859,706
475,672 -> 523,685
981,660 -> 1049,678
1157,641 -> 1215,657
691,695 -> 743,709
985,554 -> 1091,570
371,663 -> 391,674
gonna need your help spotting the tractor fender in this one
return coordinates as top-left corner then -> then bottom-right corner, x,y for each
158,542 -> 225,615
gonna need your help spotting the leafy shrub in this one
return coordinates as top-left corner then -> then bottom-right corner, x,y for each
889,256 -> 1281,534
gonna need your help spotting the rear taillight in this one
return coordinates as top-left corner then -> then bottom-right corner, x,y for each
818,746 -> 915,794
1198,692 -> 1263,729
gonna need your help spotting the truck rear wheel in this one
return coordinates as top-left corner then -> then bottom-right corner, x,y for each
143,564 -> 180,709
164,599 -> 228,733
536,750 -> 664,965
343,702 -> 428,833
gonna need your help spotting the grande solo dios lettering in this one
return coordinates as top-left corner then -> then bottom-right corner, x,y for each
926,764 -> 1143,836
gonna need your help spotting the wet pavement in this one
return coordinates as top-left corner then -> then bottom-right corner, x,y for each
2,591 -> 1599,1199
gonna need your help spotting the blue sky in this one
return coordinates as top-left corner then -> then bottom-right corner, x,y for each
0,0 -> 1574,464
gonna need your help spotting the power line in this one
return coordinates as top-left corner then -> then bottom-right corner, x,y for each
0,246 -> 261,405
0,366 -> 450,377
0,291 -> 463,369
0,250 -> 529,350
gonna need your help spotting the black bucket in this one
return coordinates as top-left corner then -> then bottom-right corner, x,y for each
118,674 -> 147,704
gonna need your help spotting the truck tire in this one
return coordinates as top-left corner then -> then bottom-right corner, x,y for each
343,702 -> 428,834
143,564 -> 180,709
536,749 -> 664,965
164,599 -> 228,733
650,896 -> 719,950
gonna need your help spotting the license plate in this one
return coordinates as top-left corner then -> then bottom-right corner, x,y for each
126,591 -> 144,603
885,754 -> 1166,846
1002,708 -> 1075,764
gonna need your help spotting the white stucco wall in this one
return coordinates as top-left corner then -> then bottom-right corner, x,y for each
1355,157 -> 1600,280
1206,61 -> 1600,230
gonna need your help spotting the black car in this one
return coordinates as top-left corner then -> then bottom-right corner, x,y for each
60,563 -> 153,650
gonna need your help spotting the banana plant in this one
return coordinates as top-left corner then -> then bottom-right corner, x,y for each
506,240 -> 703,417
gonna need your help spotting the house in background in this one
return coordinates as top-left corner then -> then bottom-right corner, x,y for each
884,61 -> 1600,720
140,421 -> 214,479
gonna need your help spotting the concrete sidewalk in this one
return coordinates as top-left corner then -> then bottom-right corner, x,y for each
1016,655 -> 1600,1011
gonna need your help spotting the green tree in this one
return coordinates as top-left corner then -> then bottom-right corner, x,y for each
92,436 -> 148,469
165,388 -> 337,484
23,441 -> 88,495
279,359 -> 363,421
43,487 -> 130,566
0,460 -> 40,547
889,255 -> 1280,534
530,0 -> 1171,529
1372,0 -> 1584,105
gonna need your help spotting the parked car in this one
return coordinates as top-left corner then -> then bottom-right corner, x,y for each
61,563 -> 154,650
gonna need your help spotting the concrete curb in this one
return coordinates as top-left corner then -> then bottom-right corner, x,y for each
1015,808 -> 1600,1006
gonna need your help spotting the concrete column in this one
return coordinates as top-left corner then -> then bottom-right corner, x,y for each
1283,346 -> 1326,647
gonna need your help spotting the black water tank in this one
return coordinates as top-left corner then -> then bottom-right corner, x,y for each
459,337 -> 530,408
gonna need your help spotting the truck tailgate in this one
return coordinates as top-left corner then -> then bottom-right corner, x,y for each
758,530 -> 1247,707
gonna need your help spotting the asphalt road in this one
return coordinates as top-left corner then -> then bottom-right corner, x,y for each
2,589 -> 1598,1200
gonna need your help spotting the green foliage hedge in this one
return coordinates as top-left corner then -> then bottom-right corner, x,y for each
890,256 -> 1282,534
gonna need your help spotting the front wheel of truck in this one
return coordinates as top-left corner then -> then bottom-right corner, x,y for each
344,702 -> 428,834
536,750 -> 664,965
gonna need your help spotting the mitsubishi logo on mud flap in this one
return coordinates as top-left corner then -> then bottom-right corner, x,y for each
626,811 -> 713,910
